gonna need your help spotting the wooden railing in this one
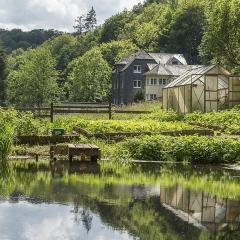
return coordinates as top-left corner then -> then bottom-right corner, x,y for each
8,102 -> 151,122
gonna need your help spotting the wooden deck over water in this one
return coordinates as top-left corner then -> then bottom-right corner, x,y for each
50,144 -> 101,162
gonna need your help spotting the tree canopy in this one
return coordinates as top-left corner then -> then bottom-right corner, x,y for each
3,0 -> 240,105
7,48 -> 60,107
0,29 -> 61,53
199,0 -> 240,72
68,48 -> 112,102
0,45 -> 7,104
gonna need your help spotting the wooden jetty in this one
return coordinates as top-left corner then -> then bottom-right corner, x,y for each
50,144 -> 101,162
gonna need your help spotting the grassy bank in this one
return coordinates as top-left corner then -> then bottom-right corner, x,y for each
2,102 -> 240,164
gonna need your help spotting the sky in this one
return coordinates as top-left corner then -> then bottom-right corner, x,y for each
0,0 -> 144,32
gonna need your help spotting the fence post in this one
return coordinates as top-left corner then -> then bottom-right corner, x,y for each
50,102 -> 54,123
108,99 -> 112,120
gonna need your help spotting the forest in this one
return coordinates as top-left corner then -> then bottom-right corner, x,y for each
0,0 -> 239,107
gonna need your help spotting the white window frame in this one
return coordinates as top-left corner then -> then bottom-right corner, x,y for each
133,65 -> 142,73
150,94 -> 157,100
159,78 -> 167,86
133,80 -> 142,88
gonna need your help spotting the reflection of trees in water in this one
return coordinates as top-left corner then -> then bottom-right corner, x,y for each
71,198 -> 93,234
80,209 -> 93,233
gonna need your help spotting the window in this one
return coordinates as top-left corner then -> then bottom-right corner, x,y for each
121,79 -> 124,89
159,78 -> 167,86
146,94 -> 157,101
172,60 -> 179,65
147,78 -> 167,86
150,94 -> 157,100
133,65 -> 142,73
133,80 -> 141,88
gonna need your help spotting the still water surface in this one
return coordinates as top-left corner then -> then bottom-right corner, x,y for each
0,161 -> 240,240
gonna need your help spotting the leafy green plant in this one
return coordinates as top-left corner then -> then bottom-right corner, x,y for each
185,108 -> 240,134
122,135 -> 240,164
54,117 -> 194,134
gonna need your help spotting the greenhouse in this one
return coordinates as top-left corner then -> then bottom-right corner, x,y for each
162,65 -> 240,114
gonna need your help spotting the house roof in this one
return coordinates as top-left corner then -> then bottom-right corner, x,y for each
148,53 -> 187,65
144,64 -> 200,77
147,63 -> 158,71
164,65 -> 230,88
116,51 -> 188,72
117,51 -> 153,72
117,51 -> 152,65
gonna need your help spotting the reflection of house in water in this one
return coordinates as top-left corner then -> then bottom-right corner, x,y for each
160,185 -> 240,231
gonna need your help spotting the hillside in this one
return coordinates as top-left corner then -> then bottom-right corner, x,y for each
0,0 -> 239,106
0,29 -> 62,53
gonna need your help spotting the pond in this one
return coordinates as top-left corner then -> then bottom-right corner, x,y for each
0,161 -> 240,240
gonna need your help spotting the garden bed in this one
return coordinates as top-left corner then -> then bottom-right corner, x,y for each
16,135 -> 80,145
74,128 -> 214,141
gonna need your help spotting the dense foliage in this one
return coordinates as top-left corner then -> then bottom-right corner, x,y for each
0,46 -> 7,104
0,29 -> 61,53
7,48 -> 60,107
199,0 -> 240,72
184,108 -> 240,134
68,48 -> 112,102
0,108 -> 51,136
54,117 -> 193,134
123,135 -> 240,163
1,0 -> 238,106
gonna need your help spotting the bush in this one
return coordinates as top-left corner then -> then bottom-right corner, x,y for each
53,117 -> 194,134
0,108 -> 52,136
123,135 -> 240,164
184,109 -> 240,134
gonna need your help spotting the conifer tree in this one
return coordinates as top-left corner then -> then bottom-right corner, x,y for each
84,7 -> 97,32
73,15 -> 85,34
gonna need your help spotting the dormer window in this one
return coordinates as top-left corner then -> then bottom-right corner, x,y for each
133,65 -> 142,73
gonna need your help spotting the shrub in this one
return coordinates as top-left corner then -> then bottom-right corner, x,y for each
123,135 -> 240,164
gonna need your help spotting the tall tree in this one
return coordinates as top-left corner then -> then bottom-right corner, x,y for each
100,12 -> 134,43
165,2 -> 206,64
73,15 -> 85,34
84,7 -> 97,32
99,40 -> 138,69
199,0 -> 240,71
7,48 -> 60,107
0,45 -> 7,105
68,48 -> 111,102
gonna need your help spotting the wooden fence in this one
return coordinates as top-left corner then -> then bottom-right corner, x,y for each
13,102 -> 151,122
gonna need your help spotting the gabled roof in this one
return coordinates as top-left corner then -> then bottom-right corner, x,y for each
144,64 -> 200,77
116,51 -> 188,72
117,51 -> 154,72
147,63 -> 158,71
148,53 -> 187,65
117,51 -> 153,65
164,65 -> 229,88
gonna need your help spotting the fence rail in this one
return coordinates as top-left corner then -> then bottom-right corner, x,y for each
4,102 -> 151,122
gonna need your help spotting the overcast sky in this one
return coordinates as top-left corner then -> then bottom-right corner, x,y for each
0,0 -> 144,32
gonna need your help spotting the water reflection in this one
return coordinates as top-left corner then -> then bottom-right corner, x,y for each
0,161 -> 240,239
160,185 -> 240,232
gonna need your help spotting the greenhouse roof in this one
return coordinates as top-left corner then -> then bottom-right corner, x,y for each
164,65 -> 217,88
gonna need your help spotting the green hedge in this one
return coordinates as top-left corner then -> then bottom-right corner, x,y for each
123,135 -> 240,164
